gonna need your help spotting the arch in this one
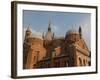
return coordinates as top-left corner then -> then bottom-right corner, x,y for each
79,57 -> 82,66
83,59 -> 86,66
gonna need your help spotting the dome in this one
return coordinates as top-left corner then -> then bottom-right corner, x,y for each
65,28 -> 80,41
66,29 -> 79,35
44,31 -> 53,41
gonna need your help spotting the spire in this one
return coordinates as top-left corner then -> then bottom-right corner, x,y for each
25,25 -> 32,40
79,26 -> 82,38
48,20 -> 52,31
44,20 -> 54,41
26,24 -> 32,32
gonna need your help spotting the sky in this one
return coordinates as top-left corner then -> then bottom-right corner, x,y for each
23,10 -> 91,50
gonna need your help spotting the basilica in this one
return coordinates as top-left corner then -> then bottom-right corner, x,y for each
23,21 -> 91,69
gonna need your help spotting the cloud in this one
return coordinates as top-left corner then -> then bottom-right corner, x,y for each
51,25 -> 63,37
52,25 -> 58,32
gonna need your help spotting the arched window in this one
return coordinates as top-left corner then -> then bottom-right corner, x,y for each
79,57 -> 82,66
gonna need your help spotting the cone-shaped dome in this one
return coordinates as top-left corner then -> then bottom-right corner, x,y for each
26,25 -> 32,33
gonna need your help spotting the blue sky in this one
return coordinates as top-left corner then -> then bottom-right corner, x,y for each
23,10 -> 91,50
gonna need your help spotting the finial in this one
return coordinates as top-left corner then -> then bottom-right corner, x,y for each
27,24 -> 32,32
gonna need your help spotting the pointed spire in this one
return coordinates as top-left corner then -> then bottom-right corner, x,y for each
79,26 -> 82,38
25,25 -> 32,40
44,19 -> 54,41
26,24 -> 32,32
48,20 -> 52,31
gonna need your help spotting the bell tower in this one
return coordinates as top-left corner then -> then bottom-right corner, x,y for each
25,25 -> 32,40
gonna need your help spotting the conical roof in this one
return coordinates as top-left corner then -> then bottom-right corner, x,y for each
48,20 -> 52,31
26,25 -> 32,33
44,20 -> 53,41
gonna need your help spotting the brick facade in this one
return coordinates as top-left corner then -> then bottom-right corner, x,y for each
23,25 -> 90,69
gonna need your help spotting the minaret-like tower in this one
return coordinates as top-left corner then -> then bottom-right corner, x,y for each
48,21 -> 51,32
25,25 -> 32,40
44,20 -> 54,41
23,25 -> 32,69
79,26 -> 82,39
